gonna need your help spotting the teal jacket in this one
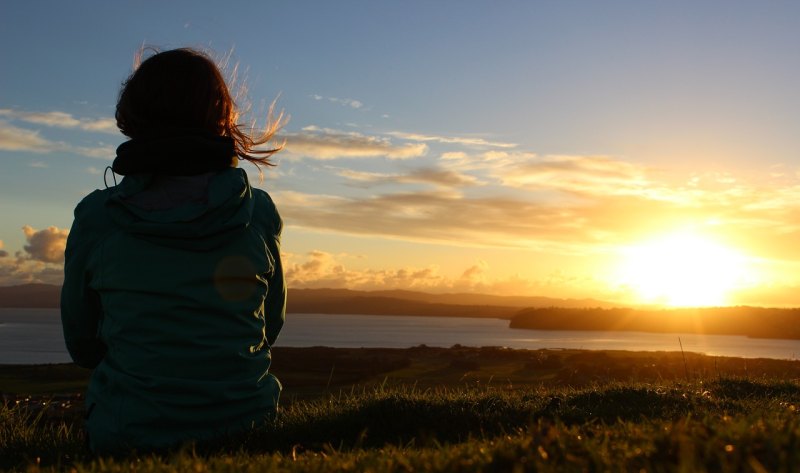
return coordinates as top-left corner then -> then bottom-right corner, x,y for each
60,167 -> 285,453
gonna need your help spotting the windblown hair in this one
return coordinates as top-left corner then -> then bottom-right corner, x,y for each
115,47 -> 284,168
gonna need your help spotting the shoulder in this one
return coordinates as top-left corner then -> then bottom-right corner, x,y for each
71,187 -> 117,236
74,188 -> 109,214
251,187 -> 283,237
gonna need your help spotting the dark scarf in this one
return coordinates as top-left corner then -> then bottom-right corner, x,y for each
113,132 -> 237,176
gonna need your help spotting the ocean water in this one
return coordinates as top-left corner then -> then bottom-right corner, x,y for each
2,308 -> 800,364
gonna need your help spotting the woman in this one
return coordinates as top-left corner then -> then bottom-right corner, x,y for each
60,48 -> 286,453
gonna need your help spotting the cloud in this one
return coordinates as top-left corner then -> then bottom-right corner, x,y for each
285,251 -> 446,291
387,131 -> 517,149
336,166 -> 479,188
275,152 -> 800,266
0,122 -> 54,152
0,227 -> 68,285
0,122 -> 115,159
283,250 -> 450,291
493,155 -> 651,197
0,109 -> 117,159
441,151 -> 468,161
460,260 -> 489,283
404,168 -> 480,187
434,150 -> 539,174
22,225 -> 69,264
71,144 -> 116,159
0,108 -> 118,134
309,95 -> 364,109
283,126 -> 427,160
29,161 -> 48,168
275,189 -> 613,252
283,251 -> 608,298
0,258 -> 64,285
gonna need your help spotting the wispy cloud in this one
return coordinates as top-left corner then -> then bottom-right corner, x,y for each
441,151 -> 468,161
72,144 -> 116,159
0,123 -> 54,152
282,126 -> 427,160
388,131 -> 517,149
336,167 -> 480,188
309,94 -> 364,109
0,122 -> 115,159
492,155 -> 651,197
0,108 -> 118,134
275,189 -> 608,252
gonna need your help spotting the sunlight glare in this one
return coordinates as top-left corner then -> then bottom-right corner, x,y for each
615,232 -> 747,307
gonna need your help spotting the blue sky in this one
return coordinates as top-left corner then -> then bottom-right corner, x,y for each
3,1 -> 800,306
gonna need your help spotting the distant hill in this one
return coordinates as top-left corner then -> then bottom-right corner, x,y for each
0,284 -> 616,318
510,306 -> 800,340
290,288 -> 616,309
0,284 -> 61,308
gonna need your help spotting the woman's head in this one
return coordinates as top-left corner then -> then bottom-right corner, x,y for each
116,48 -> 283,168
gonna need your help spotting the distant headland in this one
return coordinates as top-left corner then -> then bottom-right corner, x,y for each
0,284 -> 615,316
4,284 -> 800,340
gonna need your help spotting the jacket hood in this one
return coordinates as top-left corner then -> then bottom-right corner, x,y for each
106,168 -> 255,251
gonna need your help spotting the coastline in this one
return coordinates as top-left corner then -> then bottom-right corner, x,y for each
4,345 -> 799,397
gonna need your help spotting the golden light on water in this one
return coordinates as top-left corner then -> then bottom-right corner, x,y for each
614,231 -> 751,307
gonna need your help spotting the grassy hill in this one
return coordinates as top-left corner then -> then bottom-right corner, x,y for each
3,346 -> 800,471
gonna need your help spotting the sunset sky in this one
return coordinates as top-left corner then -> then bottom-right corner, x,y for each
3,1 -> 800,307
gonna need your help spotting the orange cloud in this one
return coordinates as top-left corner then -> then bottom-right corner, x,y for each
283,251 -> 464,292
22,225 -> 69,264
0,227 -> 68,285
460,260 -> 489,283
493,155 -> 650,197
282,251 -> 618,299
335,166 -> 479,188
274,152 -> 800,273
283,126 -> 427,160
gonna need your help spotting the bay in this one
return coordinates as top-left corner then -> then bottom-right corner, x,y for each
2,308 -> 800,364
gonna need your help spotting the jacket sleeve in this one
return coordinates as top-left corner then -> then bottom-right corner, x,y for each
263,200 -> 286,346
60,197 -> 107,368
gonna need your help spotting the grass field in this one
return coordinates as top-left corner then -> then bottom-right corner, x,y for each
3,346 -> 800,472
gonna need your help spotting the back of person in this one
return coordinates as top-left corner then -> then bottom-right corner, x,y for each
60,48 -> 286,453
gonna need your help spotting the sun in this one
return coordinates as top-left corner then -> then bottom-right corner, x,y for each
614,231 -> 747,307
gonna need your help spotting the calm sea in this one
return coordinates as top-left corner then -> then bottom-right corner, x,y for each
2,308 -> 800,364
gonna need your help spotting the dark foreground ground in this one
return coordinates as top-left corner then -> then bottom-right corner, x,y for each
3,346 -> 800,472
4,345 -> 798,401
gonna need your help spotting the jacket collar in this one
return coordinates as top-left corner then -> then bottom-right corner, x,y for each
112,131 -> 237,176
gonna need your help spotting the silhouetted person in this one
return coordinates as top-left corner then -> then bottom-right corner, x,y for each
61,48 -> 286,453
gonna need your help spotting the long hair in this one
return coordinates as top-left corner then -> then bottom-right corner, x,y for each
115,47 -> 285,169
